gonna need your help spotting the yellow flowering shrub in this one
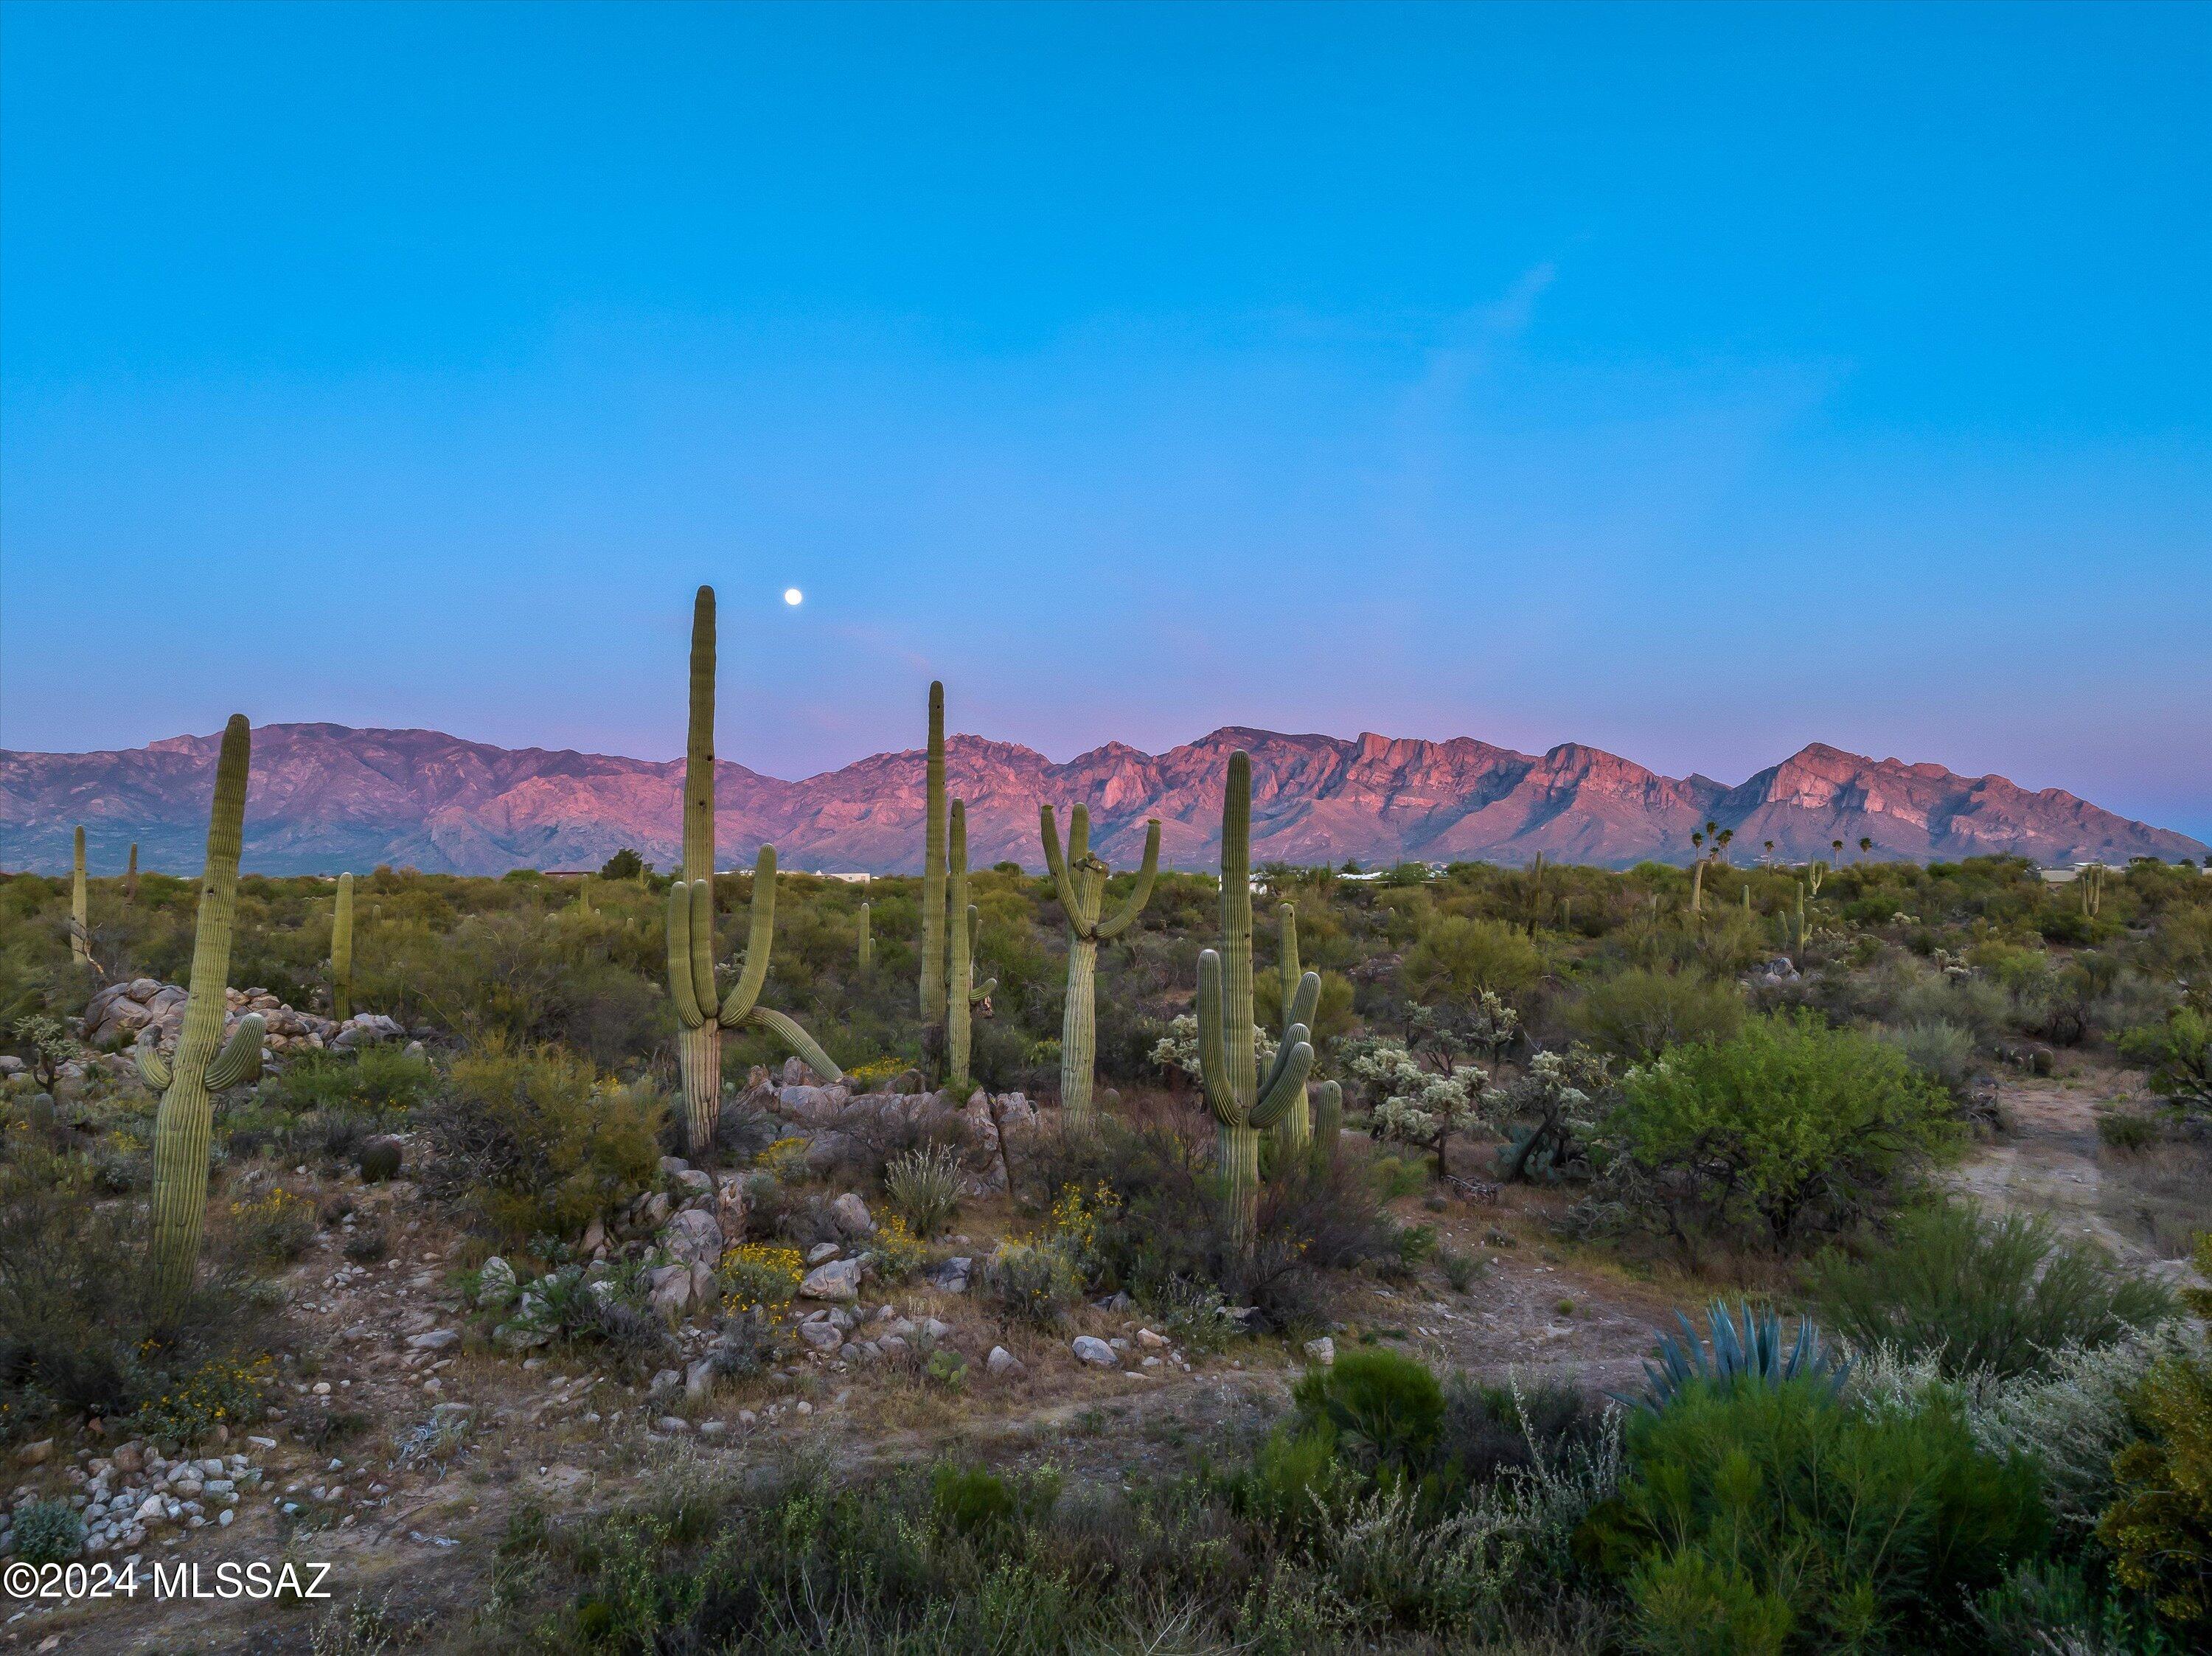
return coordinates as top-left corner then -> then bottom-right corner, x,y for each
125,1352 -> 276,1448
720,1243 -> 804,1318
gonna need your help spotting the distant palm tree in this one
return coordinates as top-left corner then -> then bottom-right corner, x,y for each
1857,836 -> 1872,860
1832,839 -> 1844,860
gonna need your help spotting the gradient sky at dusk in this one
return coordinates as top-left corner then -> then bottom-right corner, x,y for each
4,3 -> 2208,838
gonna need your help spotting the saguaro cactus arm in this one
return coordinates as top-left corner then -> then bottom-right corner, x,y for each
966,904 -> 997,1003
1095,821 -> 1162,939
743,1006 -> 843,1082
717,848 -> 780,1024
1252,1022 -> 1316,1131
135,1029 -> 173,1093
665,883 -> 710,1029
1040,803 -> 1088,923
203,1014 -> 267,1092
1197,948 -> 1238,1126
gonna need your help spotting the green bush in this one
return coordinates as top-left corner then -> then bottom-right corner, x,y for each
883,1142 -> 963,1239
1600,1012 -> 1958,1250
1572,968 -> 1744,1063
2098,1348 -> 2212,1633
1578,1377 -> 2048,1655
1811,1203 -> 2175,1381
420,1043 -> 664,1247
975,1239 -> 1083,1328
11,1497 -> 83,1564
1290,1347 -> 1444,1476
1399,916 -> 1544,1002
1889,1017 -> 1978,1098
2119,1008 -> 2212,1120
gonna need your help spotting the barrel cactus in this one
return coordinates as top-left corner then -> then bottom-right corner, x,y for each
1197,751 -> 1315,1242
358,1135 -> 403,1183
1040,802 -> 1160,1127
139,714 -> 267,1307
665,587 -> 841,1158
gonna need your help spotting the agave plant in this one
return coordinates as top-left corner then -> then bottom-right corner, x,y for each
1618,1299 -> 1851,1411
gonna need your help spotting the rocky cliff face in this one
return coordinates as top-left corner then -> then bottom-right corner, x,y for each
3,722 -> 2200,875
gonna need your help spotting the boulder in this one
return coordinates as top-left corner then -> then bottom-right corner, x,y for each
659,1207 -> 724,1265
987,1346 -> 1025,1377
830,1192 -> 875,1238
799,1258 -> 863,1301
1301,1337 -> 1335,1367
1071,1336 -> 1118,1368
796,1320 -> 844,1353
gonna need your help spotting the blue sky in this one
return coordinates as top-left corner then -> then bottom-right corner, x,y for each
4,2 -> 2208,838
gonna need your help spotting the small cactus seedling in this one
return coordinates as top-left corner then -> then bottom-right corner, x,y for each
140,715 -> 267,1307
1040,801 -> 1160,1127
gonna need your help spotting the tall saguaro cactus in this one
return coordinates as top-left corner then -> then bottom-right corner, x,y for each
125,842 -> 139,903
70,827 -> 89,967
330,872 -> 355,1021
944,800 -> 995,1093
1040,803 -> 1161,1127
858,897 -> 874,970
140,716 -> 266,1309
919,681 -> 948,1020
1197,752 -> 1316,1243
665,587 -> 841,1157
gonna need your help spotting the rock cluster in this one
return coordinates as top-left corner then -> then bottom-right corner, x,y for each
1,1441 -> 263,1560
77,978 -> 420,1060
754,1057 -> 1041,1192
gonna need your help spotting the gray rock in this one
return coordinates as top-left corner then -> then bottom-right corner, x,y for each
807,1242 -> 841,1266
925,1256 -> 973,1293
1071,1335 -> 1118,1368
797,1321 -> 844,1353
987,1346 -> 1025,1377
406,1329 -> 460,1351
1302,1337 -> 1335,1367
685,1359 -> 716,1399
475,1259 -> 518,1309
659,1207 -> 724,1264
830,1192 -> 875,1237
800,1259 -> 863,1301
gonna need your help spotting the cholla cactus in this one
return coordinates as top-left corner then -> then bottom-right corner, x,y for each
1042,801 -> 1160,1127
1151,1014 -> 1276,1082
1489,1046 -> 1611,1183
1196,751 -> 1315,1242
140,715 -> 267,1307
1466,988 -> 1523,1066
1345,1037 -> 1487,1178
665,587 -> 841,1157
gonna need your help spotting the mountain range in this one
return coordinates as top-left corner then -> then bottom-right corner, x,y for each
1,722 -> 2201,877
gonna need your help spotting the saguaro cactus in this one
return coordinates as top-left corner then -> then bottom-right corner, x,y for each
330,872 -> 355,1021
140,716 -> 265,1308
1040,802 -> 1161,1127
125,842 -> 139,903
70,827 -> 89,967
1197,751 -> 1316,1243
1271,903 -> 1315,1155
944,800 -> 996,1093
664,586 -> 841,1157
858,897 -> 874,970
919,681 -> 948,1020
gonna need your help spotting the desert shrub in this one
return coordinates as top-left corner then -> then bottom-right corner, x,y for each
1571,968 -> 1744,1063
0,1147 -> 276,1436
1438,1375 -> 1610,1492
1400,916 -> 1544,1002
2119,1008 -> 2212,1120
2098,1110 -> 2160,1151
883,1142 -> 963,1238
122,1351 -> 278,1447
11,1497 -> 83,1564
419,1043 -> 663,1247
1290,1347 -> 1444,1476
862,1214 -> 927,1284
1890,1017 -> 1978,1097
716,1243 -> 804,1317
222,1186 -> 319,1267
343,1220 -> 389,1262
1811,1203 -> 2175,1381
706,1309 -> 779,1380
975,1238 -> 1084,1328
1577,1377 -> 2049,1655
1972,1558 -> 2183,1656
1597,1012 -> 1958,1250
2098,1348 -> 2212,1633
263,1046 -> 438,1117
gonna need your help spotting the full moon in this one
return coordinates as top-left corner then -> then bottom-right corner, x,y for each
782,588 -> 804,607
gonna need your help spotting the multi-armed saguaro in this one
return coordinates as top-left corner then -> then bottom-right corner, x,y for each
944,799 -> 995,1093
664,586 -> 841,1157
330,872 -> 355,1021
1040,802 -> 1160,1127
1270,902 -> 1320,1156
919,681 -> 948,1021
70,826 -> 89,967
139,716 -> 266,1307
1197,751 -> 1315,1242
